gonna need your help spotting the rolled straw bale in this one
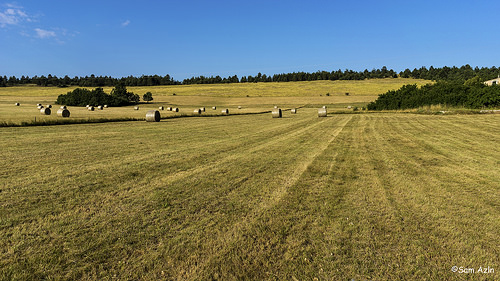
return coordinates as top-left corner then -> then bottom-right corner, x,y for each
200,107 -> 205,112
291,108 -> 297,114
322,106 -> 327,109
46,104 -> 52,108
318,108 -> 327,117
37,105 -> 44,110
36,103 -> 42,107
159,106 -> 164,110
193,108 -> 201,114
86,105 -> 90,108
274,105 -> 278,109
40,107 -> 51,115
104,105 -> 108,108
146,110 -> 161,122
212,106 -> 217,110
134,106 -> 139,110
15,103 -> 20,106
221,108 -> 229,115
347,106 -> 352,109
88,106 -> 95,111
272,108 -> 282,118
97,105 -> 103,110
60,105 -> 67,109
173,107 -> 179,112
238,106 -> 242,109
167,107 -> 172,111
57,108 -> 70,117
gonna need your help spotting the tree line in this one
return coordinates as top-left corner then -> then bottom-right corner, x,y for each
399,65 -> 500,82
0,74 -> 179,87
367,79 -> 500,110
2,65 -> 500,87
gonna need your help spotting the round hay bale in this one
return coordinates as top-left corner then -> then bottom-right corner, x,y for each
322,105 -> 327,109
173,107 -> 179,112
15,102 -> 20,106
86,105 -> 90,108
146,110 -> 161,122
318,108 -> 327,117
46,104 -> 52,108
272,108 -> 282,118
200,107 -> 205,112
274,105 -> 278,109
36,103 -> 41,107
40,107 -> 51,115
134,106 -> 139,110
212,106 -> 217,110
193,108 -> 201,114
60,105 -> 67,109
238,106 -> 242,109
37,105 -> 44,110
97,105 -> 103,110
88,106 -> 95,111
159,106 -> 164,110
57,108 -> 70,117
221,108 -> 229,115
104,105 -> 108,108
347,105 -> 352,109
166,107 -> 172,111
291,108 -> 297,114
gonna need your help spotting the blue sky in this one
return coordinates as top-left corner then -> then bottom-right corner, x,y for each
1,0 -> 499,80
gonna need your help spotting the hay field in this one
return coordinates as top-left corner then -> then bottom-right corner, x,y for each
0,78 -> 430,125
1,109 -> 498,280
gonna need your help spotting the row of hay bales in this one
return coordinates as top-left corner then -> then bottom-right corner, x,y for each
150,105 -> 328,119
86,104 -> 107,111
156,105 -> 231,114
33,103 -> 70,117
145,106 -> 232,122
156,105 -> 235,112
272,106 -> 328,118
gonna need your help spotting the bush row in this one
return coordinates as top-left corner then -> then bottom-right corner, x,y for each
55,84 -> 140,107
367,81 -> 500,110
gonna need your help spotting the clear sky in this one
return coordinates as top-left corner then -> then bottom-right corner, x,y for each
1,0 -> 499,80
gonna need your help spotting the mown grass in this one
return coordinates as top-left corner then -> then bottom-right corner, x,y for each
1,110 -> 498,280
0,78 -> 430,97
0,78 -> 431,126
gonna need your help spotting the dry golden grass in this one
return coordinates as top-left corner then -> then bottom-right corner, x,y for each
0,78 -> 430,98
0,78 -> 431,125
1,110 -> 498,280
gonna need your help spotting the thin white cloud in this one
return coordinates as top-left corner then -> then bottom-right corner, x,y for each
1,3 -> 73,43
35,28 -> 56,38
121,20 -> 130,27
0,4 -> 31,27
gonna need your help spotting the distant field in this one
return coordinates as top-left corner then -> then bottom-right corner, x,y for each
0,78 -> 431,125
0,78 -> 431,97
1,110 -> 498,280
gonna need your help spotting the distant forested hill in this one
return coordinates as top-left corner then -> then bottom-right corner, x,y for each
3,64 -> 500,87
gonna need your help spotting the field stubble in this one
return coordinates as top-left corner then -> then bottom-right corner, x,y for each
0,109 -> 498,280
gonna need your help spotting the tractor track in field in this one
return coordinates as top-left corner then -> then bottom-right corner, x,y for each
152,116 -> 338,188
182,115 -> 353,279
1,113 -> 314,192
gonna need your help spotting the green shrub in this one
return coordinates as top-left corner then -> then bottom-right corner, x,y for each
367,81 -> 500,110
56,84 -> 139,107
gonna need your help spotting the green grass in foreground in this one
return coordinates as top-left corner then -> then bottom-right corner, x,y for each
0,110 -> 498,280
